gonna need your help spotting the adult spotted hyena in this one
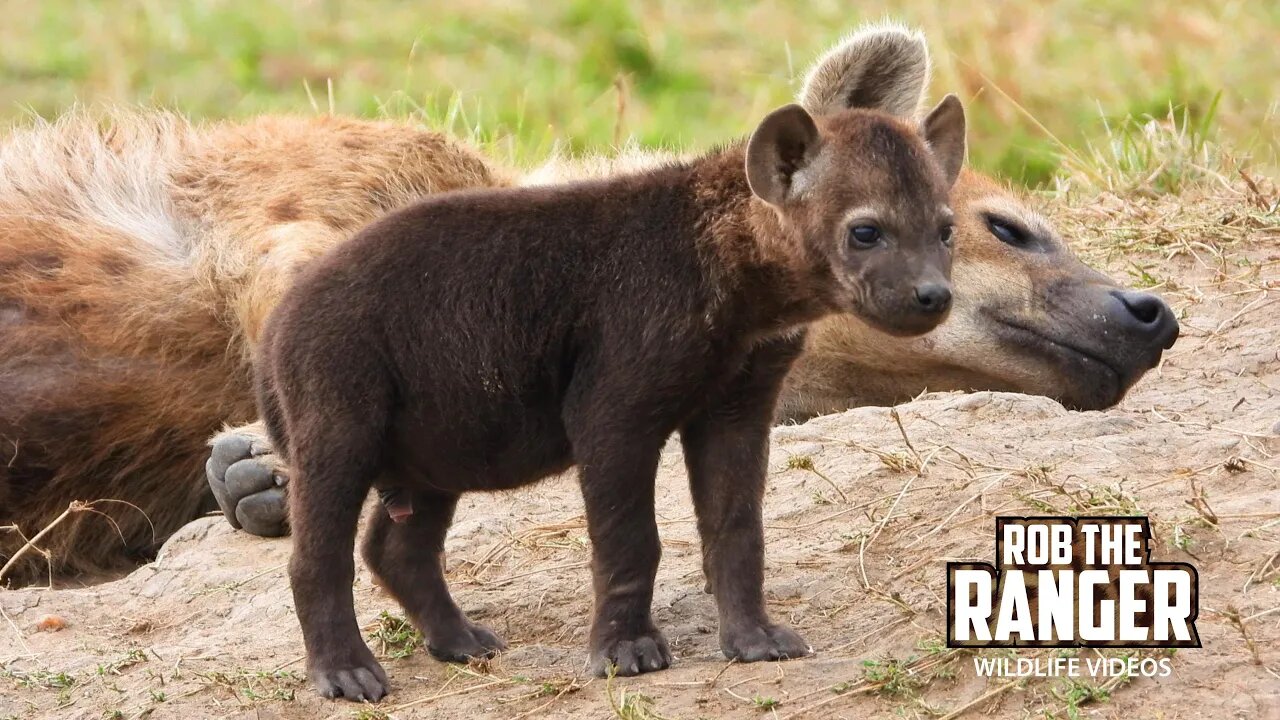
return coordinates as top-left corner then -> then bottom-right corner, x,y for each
0,25 -> 1175,586
0,113 -> 505,584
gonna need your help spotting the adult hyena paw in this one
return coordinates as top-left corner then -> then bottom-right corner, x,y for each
590,627 -> 673,677
721,622 -> 812,663
206,430 -> 289,537
427,620 -> 508,663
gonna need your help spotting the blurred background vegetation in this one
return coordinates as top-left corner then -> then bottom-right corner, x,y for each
1,0 -> 1276,188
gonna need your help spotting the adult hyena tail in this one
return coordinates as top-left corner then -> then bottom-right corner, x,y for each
0,112 -> 254,586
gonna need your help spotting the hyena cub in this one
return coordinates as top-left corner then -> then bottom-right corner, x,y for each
258,96 -> 966,701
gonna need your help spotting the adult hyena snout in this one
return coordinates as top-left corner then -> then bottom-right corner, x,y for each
1098,289 -> 1179,385
1110,290 -> 1179,352
1064,286 -> 1179,408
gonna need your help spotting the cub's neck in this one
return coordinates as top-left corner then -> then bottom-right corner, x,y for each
684,145 -> 843,344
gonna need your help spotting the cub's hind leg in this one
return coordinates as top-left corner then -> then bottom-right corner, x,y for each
569,429 -> 672,677
282,399 -> 391,702
361,489 -> 506,662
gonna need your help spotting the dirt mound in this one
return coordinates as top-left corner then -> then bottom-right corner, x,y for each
3,185 -> 1278,719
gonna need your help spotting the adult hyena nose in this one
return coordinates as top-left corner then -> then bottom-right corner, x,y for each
1111,290 -> 1179,350
914,282 -> 952,315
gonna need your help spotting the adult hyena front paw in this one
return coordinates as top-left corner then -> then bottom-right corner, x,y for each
206,428 -> 289,537
721,622 -> 812,663
309,647 -> 389,702
427,620 -> 507,663
590,627 -> 673,677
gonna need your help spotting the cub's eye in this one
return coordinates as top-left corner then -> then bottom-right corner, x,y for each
939,225 -> 954,246
848,225 -> 882,249
986,216 -> 1030,247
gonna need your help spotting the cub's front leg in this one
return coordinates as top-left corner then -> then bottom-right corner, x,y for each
680,335 -> 813,662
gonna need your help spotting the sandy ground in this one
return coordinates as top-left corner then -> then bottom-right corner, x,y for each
2,185 -> 1278,719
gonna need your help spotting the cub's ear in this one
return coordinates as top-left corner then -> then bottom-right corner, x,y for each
798,22 -> 930,118
746,104 -> 822,206
922,94 -> 966,189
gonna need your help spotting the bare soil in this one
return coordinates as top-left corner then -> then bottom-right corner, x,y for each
3,185 -> 1278,719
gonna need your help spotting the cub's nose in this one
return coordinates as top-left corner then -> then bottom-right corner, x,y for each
914,283 -> 952,315
1111,290 -> 1179,349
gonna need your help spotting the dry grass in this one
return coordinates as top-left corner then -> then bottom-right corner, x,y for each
0,500 -> 154,589
0,1 -> 1276,186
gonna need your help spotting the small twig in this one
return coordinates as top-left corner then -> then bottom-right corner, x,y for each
782,680 -> 880,718
0,502 -> 85,583
890,407 -> 922,464
0,602 -> 35,660
824,616 -> 912,655
383,678 -> 507,713
507,675 -> 585,720
612,74 -> 629,147
1212,292 -> 1272,335
1222,606 -> 1264,665
480,559 -> 589,587
270,654 -> 305,673
906,473 -> 1010,548
706,658 -> 737,687
1244,550 -> 1279,594
859,472 -> 917,589
938,680 -> 1020,720
1244,605 -> 1280,624
784,455 -> 848,503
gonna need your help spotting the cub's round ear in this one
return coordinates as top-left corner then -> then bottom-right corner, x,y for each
746,104 -> 822,207
922,94 -> 966,189
798,23 -> 930,118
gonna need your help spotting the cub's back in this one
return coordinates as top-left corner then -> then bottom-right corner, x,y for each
262,163 -> 712,411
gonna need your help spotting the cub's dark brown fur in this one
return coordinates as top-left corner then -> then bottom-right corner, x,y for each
259,99 -> 966,701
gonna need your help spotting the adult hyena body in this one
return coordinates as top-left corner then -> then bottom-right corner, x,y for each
0,113 -> 504,582
0,26 -> 1175,586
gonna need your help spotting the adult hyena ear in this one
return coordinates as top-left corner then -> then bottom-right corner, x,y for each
746,104 -> 823,207
922,94 -> 967,189
798,23 -> 930,118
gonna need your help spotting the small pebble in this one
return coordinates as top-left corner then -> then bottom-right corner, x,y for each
35,614 -> 68,632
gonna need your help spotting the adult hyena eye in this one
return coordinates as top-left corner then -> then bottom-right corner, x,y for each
848,225 -> 882,249
986,215 -> 1030,246
939,225 -> 955,246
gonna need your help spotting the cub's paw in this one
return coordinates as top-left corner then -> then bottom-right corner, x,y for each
206,430 -> 289,537
590,627 -> 672,677
721,622 -> 812,663
309,649 -> 389,702
427,620 -> 507,663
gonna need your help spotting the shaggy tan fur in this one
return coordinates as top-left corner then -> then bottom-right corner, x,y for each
0,112 -> 505,584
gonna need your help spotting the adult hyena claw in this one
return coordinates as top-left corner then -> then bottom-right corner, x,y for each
206,427 -> 290,537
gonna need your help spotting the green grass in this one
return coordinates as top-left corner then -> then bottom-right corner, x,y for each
0,0 -> 1276,186
1,668 -> 77,690
193,668 -> 303,702
366,610 -> 423,659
